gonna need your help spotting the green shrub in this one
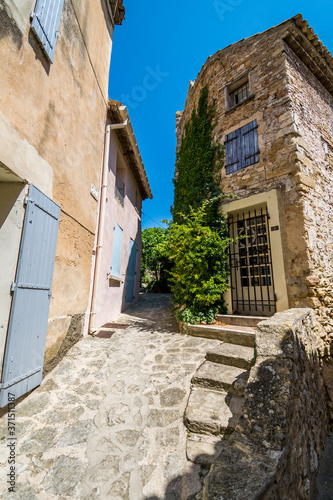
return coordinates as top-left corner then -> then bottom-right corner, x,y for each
141,227 -> 171,292
163,202 -> 231,324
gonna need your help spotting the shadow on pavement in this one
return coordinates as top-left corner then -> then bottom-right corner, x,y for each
123,293 -> 180,335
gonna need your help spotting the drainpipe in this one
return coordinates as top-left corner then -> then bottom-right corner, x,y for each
88,120 -> 128,333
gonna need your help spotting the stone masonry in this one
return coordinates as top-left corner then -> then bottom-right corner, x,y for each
203,309 -> 328,499
175,14 -> 333,418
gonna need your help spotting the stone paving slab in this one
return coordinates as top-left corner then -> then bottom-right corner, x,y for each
184,387 -> 244,435
206,343 -> 255,370
186,433 -> 225,467
0,294 -> 221,499
187,324 -> 255,347
192,361 -> 249,396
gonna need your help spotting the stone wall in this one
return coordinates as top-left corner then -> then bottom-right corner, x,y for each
203,309 -> 328,500
284,43 -> 333,417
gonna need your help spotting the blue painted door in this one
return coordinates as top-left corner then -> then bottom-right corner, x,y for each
125,239 -> 138,303
0,185 -> 60,407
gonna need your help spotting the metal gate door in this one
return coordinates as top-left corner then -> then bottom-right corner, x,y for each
228,207 -> 276,316
125,239 -> 137,303
0,185 -> 60,407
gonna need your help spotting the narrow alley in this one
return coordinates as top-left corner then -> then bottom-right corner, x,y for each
0,294 -> 220,499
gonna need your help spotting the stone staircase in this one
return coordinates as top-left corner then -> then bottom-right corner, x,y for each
184,314 -> 265,467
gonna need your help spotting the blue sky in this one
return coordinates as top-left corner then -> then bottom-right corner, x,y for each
108,0 -> 333,229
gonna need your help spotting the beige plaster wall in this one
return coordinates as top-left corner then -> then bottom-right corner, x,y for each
0,0 -> 114,368
0,110 -> 53,196
94,133 -> 143,328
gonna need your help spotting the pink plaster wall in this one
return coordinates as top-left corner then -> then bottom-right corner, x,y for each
94,133 -> 143,327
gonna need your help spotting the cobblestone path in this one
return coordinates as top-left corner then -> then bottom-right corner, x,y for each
0,294 -> 220,499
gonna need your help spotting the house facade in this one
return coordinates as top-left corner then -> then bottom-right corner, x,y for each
0,0 -> 126,406
88,100 -> 152,333
176,15 -> 333,412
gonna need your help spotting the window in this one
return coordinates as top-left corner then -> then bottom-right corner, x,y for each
226,73 -> 253,110
115,172 -> 125,206
31,0 -> 65,63
225,120 -> 259,174
110,223 -> 123,279
230,81 -> 250,106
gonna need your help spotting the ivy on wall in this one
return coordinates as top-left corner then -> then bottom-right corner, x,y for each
166,86 -> 232,323
171,85 -> 226,233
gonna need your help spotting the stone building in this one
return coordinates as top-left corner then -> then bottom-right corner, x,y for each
176,14 -> 333,415
0,0 -> 133,406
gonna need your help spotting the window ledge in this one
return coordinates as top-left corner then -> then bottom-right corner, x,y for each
225,158 -> 260,175
108,274 -> 123,282
114,195 -> 124,208
225,94 -> 255,115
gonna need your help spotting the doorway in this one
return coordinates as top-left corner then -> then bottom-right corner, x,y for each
228,206 -> 276,316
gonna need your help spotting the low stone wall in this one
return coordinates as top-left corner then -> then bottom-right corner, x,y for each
203,308 -> 329,500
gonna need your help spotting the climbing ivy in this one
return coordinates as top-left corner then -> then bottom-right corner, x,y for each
167,85 -> 233,323
171,85 -> 226,232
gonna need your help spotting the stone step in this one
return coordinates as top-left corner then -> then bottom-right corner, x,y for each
186,433 -> 225,467
192,361 -> 249,396
217,314 -> 267,327
184,387 -> 244,436
187,324 -> 255,347
206,343 -> 255,370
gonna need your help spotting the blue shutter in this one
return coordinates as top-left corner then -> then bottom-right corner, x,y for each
225,120 -> 259,174
0,185 -> 60,407
225,128 -> 241,174
241,120 -> 259,168
31,0 -> 65,63
125,239 -> 138,303
110,224 -> 123,279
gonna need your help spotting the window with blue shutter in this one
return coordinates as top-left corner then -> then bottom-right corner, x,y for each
31,0 -> 65,63
110,224 -> 123,279
225,120 -> 259,174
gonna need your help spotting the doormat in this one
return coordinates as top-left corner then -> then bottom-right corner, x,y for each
102,323 -> 129,329
95,330 -> 115,338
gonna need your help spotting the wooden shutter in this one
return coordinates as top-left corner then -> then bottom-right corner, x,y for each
225,120 -> 259,174
110,224 -> 123,279
0,185 -> 60,407
31,0 -> 65,63
241,120 -> 259,168
225,128 -> 241,174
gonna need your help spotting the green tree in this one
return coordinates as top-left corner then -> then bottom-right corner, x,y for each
171,85 -> 225,232
163,202 -> 231,324
141,227 -> 170,291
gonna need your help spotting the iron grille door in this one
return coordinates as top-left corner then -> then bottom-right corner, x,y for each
125,239 -> 138,303
0,185 -> 60,407
228,207 -> 276,316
